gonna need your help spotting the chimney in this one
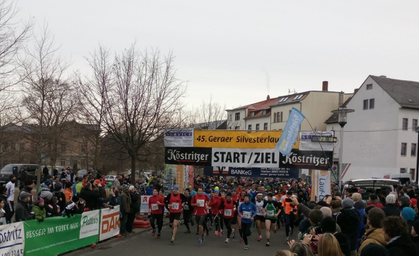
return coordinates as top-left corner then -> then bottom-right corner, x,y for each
266,95 -> 270,100
322,81 -> 328,92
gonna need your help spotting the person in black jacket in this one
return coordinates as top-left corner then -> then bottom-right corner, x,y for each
320,216 -> 351,256
126,185 -> 140,233
411,219 -> 419,252
337,198 -> 360,256
383,216 -> 418,256
0,186 -> 12,223
80,182 -> 101,210
382,194 -> 400,217
15,192 -> 33,221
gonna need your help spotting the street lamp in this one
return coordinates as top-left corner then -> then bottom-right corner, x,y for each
331,106 -> 355,189
416,126 -> 419,183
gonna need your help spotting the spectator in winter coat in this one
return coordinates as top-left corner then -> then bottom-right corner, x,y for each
401,206 -> 416,232
411,219 -> 419,252
320,217 -> 351,256
360,244 -> 389,256
336,198 -> 361,256
358,207 -> 387,256
366,194 -> 384,208
146,183 -> 154,196
0,186 -> 12,223
15,192 -> 33,221
354,200 -> 366,249
120,185 -> 131,236
383,216 -> 419,256
382,194 -> 400,217
80,182 -> 101,210
33,198 -> 46,222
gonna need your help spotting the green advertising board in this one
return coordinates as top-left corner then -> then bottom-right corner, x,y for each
24,210 -> 100,256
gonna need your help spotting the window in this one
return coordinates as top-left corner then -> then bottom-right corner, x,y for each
413,119 -> 418,131
235,126 -> 240,130
410,169 -> 416,180
256,124 -> 260,131
262,110 -> 267,115
412,143 -> 417,157
61,159 -> 66,166
279,97 -> 289,103
264,123 -> 268,130
369,99 -> 375,109
248,124 -> 252,131
401,143 -> 407,156
366,84 -> 373,90
235,112 -> 240,121
363,100 -> 368,110
61,144 -> 67,153
293,94 -> 303,100
402,118 -> 408,130
251,112 -> 255,117
400,168 -> 407,173
228,114 -> 232,121
274,112 -> 283,123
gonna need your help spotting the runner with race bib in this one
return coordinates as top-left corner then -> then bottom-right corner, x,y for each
219,192 -> 238,244
191,187 -> 210,244
165,185 -> 187,244
263,192 -> 281,246
149,188 -> 165,239
238,194 -> 257,250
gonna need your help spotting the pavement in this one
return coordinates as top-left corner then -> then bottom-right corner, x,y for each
65,221 -> 293,256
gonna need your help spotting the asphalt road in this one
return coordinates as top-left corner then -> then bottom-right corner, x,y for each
74,223 -> 292,256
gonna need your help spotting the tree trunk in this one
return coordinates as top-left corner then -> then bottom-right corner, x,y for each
130,154 -> 136,185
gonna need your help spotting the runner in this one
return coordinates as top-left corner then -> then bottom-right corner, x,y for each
191,187 -> 210,244
253,193 -> 265,242
236,190 -> 246,241
238,194 -> 257,250
219,192 -> 238,243
282,190 -> 297,241
182,188 -> 193,234
263,193 -> 281,246
149,188 -> 164,239
165,185 -> 187,244
209,188 -> 223,237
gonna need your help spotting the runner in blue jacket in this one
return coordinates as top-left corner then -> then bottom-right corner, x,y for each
238,194 -> 257,250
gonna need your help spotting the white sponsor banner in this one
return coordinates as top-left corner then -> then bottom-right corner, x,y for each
212,148 -> 279,168
164,128 -> 194,147
99,206 -> 120,241
80,210 -> 100,239
140,195 -> 151,213
313,170 -> 331,201
300,131 -> 334,151
0,222 -> 25,255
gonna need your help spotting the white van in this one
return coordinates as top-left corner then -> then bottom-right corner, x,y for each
383,173 -> 411,185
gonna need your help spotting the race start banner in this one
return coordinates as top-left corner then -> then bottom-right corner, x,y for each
0,222 -> 25,256
100,206 -> 120,241
24,212 -> 99,256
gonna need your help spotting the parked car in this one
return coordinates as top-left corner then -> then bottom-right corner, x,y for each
77,169 -> 97,179
0,163 -> 39,185
104,175 -> 116,183
344,178 -> 400,201
383,173 -> 411,185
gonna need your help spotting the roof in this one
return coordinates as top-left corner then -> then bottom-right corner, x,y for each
370,75 -> 419,109
269,92 -> 310,107
325,97 -> 353,124
227,96 -> 279,112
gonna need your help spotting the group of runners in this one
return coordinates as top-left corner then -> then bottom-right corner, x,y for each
147,182 -> 299,250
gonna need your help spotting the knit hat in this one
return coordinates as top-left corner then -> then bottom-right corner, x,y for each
360,243 -> 389,256
410,198 -> 418,207
172,185 -> 179,190
401,207 -> 416,222
413,219 -> 419,235
54,183 -> 62,191
321,216 -> 337,233
354,200 -> 365,210
342,198 -> 354,209
40,191 -> 53,201
19,192 -> 31,201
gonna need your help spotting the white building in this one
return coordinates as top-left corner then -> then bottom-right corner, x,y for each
334,75 -> 419,181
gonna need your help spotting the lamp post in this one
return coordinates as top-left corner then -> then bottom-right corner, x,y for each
331,106 -> 355,189
416,126 -> 419,183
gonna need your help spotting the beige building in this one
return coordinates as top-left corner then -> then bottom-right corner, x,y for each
270,82 -> 352,131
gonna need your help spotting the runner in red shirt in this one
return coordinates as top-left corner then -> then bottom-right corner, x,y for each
209,189 -> 223,236
191,187 -> 210,244
165,185 -> 187,244
148,188 -> 164,238
219,192 -> 238,243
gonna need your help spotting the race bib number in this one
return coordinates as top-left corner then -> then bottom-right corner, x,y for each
172,203 -> 179,210
151,204 -> 158,210
224,209 -> 232,217
257,208 -> 263,214
197,199 -> 205,207
243,211 -> 251,219
267,210 -> 274,217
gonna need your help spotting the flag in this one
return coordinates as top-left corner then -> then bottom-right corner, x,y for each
275,107 -> 305,155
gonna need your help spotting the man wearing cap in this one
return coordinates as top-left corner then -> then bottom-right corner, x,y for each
165,185 -> 187,243
15,192 -> 33,222
191,187 -> 210,244
337,198 -> 361,256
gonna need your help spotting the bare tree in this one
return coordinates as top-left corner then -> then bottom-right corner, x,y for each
82,45 -> 186,184
185,96 -> 226,129
19,27 -> 77,188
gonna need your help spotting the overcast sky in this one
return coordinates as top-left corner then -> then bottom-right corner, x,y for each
14,0 -> 419,112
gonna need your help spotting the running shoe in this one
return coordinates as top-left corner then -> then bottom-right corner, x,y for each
240,238 -> 244,243
152,230 -> 156,236
266,242 -> 270,246
225,238 -> 229,244
198,238 -> 203,244
170,237 -> 175,244
244,245 -> 249,250
157,233 -> 161,239
257,235 -> 262,241
215,231 -> 219,236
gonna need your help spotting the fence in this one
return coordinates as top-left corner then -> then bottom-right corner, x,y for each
0,205 -> 120,256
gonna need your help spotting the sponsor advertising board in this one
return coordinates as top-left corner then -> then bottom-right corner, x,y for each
312,170 -> 331,201
194,130 -> 299,149
279,150 -> 332,170
204,166 -> 299,178
0,222 -> 25,256
299,131 -> 334,151
165,147 -> 212,166
80,210 -> 100,239
164,128 -> 194,147
99,206 -> 120,241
